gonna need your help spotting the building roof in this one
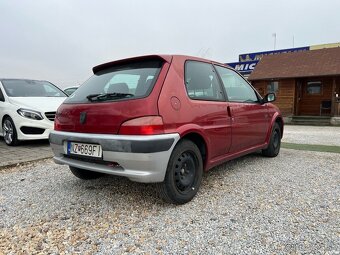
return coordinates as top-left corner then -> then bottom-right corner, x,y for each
248,47 -> 340,80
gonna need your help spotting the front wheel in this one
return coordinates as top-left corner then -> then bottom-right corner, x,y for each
2,117 -> 19,146
262,122 -> 281,157
157,140 -> 203,204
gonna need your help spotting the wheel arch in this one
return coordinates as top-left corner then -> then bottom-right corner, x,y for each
179,132 -> 208,170
1,114 -> 12,130
265,113 -> 284,144
275,116 -> 284,138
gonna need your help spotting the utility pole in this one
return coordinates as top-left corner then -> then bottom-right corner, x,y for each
272,33 -> 277,50
293,36 -> 295,47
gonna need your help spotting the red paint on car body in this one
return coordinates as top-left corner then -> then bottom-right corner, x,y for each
55,55 -> 283,172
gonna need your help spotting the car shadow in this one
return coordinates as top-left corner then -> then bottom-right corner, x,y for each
0,137 -> 50,147
204,151 -> 263,178
66,151 -> 265,208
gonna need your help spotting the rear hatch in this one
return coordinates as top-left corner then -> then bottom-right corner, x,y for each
55,56 -> 171,134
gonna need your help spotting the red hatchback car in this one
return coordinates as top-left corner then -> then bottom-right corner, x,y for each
50,55 -> 283,204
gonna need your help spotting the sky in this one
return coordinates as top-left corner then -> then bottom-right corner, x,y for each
0,0 -> 339,88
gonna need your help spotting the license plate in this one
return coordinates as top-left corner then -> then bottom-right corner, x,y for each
67,142 -> 102,158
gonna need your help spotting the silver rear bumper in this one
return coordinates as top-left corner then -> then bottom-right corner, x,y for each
49,131 -> 180,183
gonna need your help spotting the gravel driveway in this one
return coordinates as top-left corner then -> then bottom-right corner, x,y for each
283,125 -> 340,146
0,149 -> 339,254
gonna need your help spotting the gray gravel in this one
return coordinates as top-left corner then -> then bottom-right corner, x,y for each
283,125 -> 340,146
0,149 -> 339,254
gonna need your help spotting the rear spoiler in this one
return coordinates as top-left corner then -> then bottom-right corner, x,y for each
92,55 -> 172,74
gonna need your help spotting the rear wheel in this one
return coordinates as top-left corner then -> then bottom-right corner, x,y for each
69,166 -> 103,180
2,117 -> 19,146
157,140 -> 203,204
262,122 -> 281,157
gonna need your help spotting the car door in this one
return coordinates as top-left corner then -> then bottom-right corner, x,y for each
214,65 -> 270,153
183,61 -> 232,157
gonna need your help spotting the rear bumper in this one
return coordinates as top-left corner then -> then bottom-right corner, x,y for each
49,131 -> 180,183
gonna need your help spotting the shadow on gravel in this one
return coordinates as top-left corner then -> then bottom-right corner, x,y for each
206,151 -> 262,173
69,174 -> 164,207
64,151 -> 265,208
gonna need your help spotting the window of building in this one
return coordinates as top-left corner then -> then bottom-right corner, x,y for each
185,61 -> 224,101
307,81 -> 322,95
267,81 -> 279,94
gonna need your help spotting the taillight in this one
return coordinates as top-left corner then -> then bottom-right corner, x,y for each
119,116 -> 164,135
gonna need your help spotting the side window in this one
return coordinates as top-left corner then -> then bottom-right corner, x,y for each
0,88 -> 5,102
185,61 -> 224,101
43,84 -> 63,97
215,66 -> 258,103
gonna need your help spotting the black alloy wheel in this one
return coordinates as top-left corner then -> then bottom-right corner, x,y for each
174,151 -> 197,194
157,139 -> 203,204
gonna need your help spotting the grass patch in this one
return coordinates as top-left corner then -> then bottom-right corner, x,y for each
282,142 -> 340,154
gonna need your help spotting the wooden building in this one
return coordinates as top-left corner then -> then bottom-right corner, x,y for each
249,47 -> 340,124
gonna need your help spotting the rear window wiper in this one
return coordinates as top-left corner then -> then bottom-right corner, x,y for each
86,92 -> 134,102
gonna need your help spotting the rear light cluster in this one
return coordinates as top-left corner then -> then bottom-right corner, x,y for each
119,116 -> 164,135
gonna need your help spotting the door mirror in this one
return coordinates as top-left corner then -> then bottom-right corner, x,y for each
262,93 -> 276,104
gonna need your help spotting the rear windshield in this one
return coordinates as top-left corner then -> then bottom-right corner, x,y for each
64,59 -> 163,104
2,80 -> 66,97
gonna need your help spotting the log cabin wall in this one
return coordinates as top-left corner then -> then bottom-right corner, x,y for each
251,79 -> 295,116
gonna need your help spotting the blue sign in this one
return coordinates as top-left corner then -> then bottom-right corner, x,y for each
227,46 -> 313,75
239,46 -> 310,62
227,60 -> 258,74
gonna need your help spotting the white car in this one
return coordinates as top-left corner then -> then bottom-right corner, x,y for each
0,79 -> 67,146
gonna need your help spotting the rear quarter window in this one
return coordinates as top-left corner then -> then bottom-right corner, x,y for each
65,59 -> 163,104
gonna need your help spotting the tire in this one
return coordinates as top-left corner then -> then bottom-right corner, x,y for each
262,122 -> 281,157
69,166 -> 103,180
2,117 -> 19,146
157,139 -> 203,204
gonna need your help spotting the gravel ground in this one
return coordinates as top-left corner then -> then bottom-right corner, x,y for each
0,149 -> 339,254
283,125 -> 340,146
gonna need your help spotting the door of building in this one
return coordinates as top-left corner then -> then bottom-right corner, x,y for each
296,78 -> 332,116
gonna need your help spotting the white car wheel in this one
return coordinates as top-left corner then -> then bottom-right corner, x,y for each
3,117 -> 19,146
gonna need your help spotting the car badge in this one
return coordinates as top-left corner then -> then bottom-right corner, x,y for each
80,112 -> 87,124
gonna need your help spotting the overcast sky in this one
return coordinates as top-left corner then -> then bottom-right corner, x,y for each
0,0 -> 339,88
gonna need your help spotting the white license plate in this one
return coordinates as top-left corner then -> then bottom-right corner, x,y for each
67,142 -> 102,158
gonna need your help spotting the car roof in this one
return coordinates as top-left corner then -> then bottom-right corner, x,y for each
92,54 -> 228,74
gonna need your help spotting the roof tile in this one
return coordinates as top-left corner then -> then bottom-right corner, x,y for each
248,47 -> 340,80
